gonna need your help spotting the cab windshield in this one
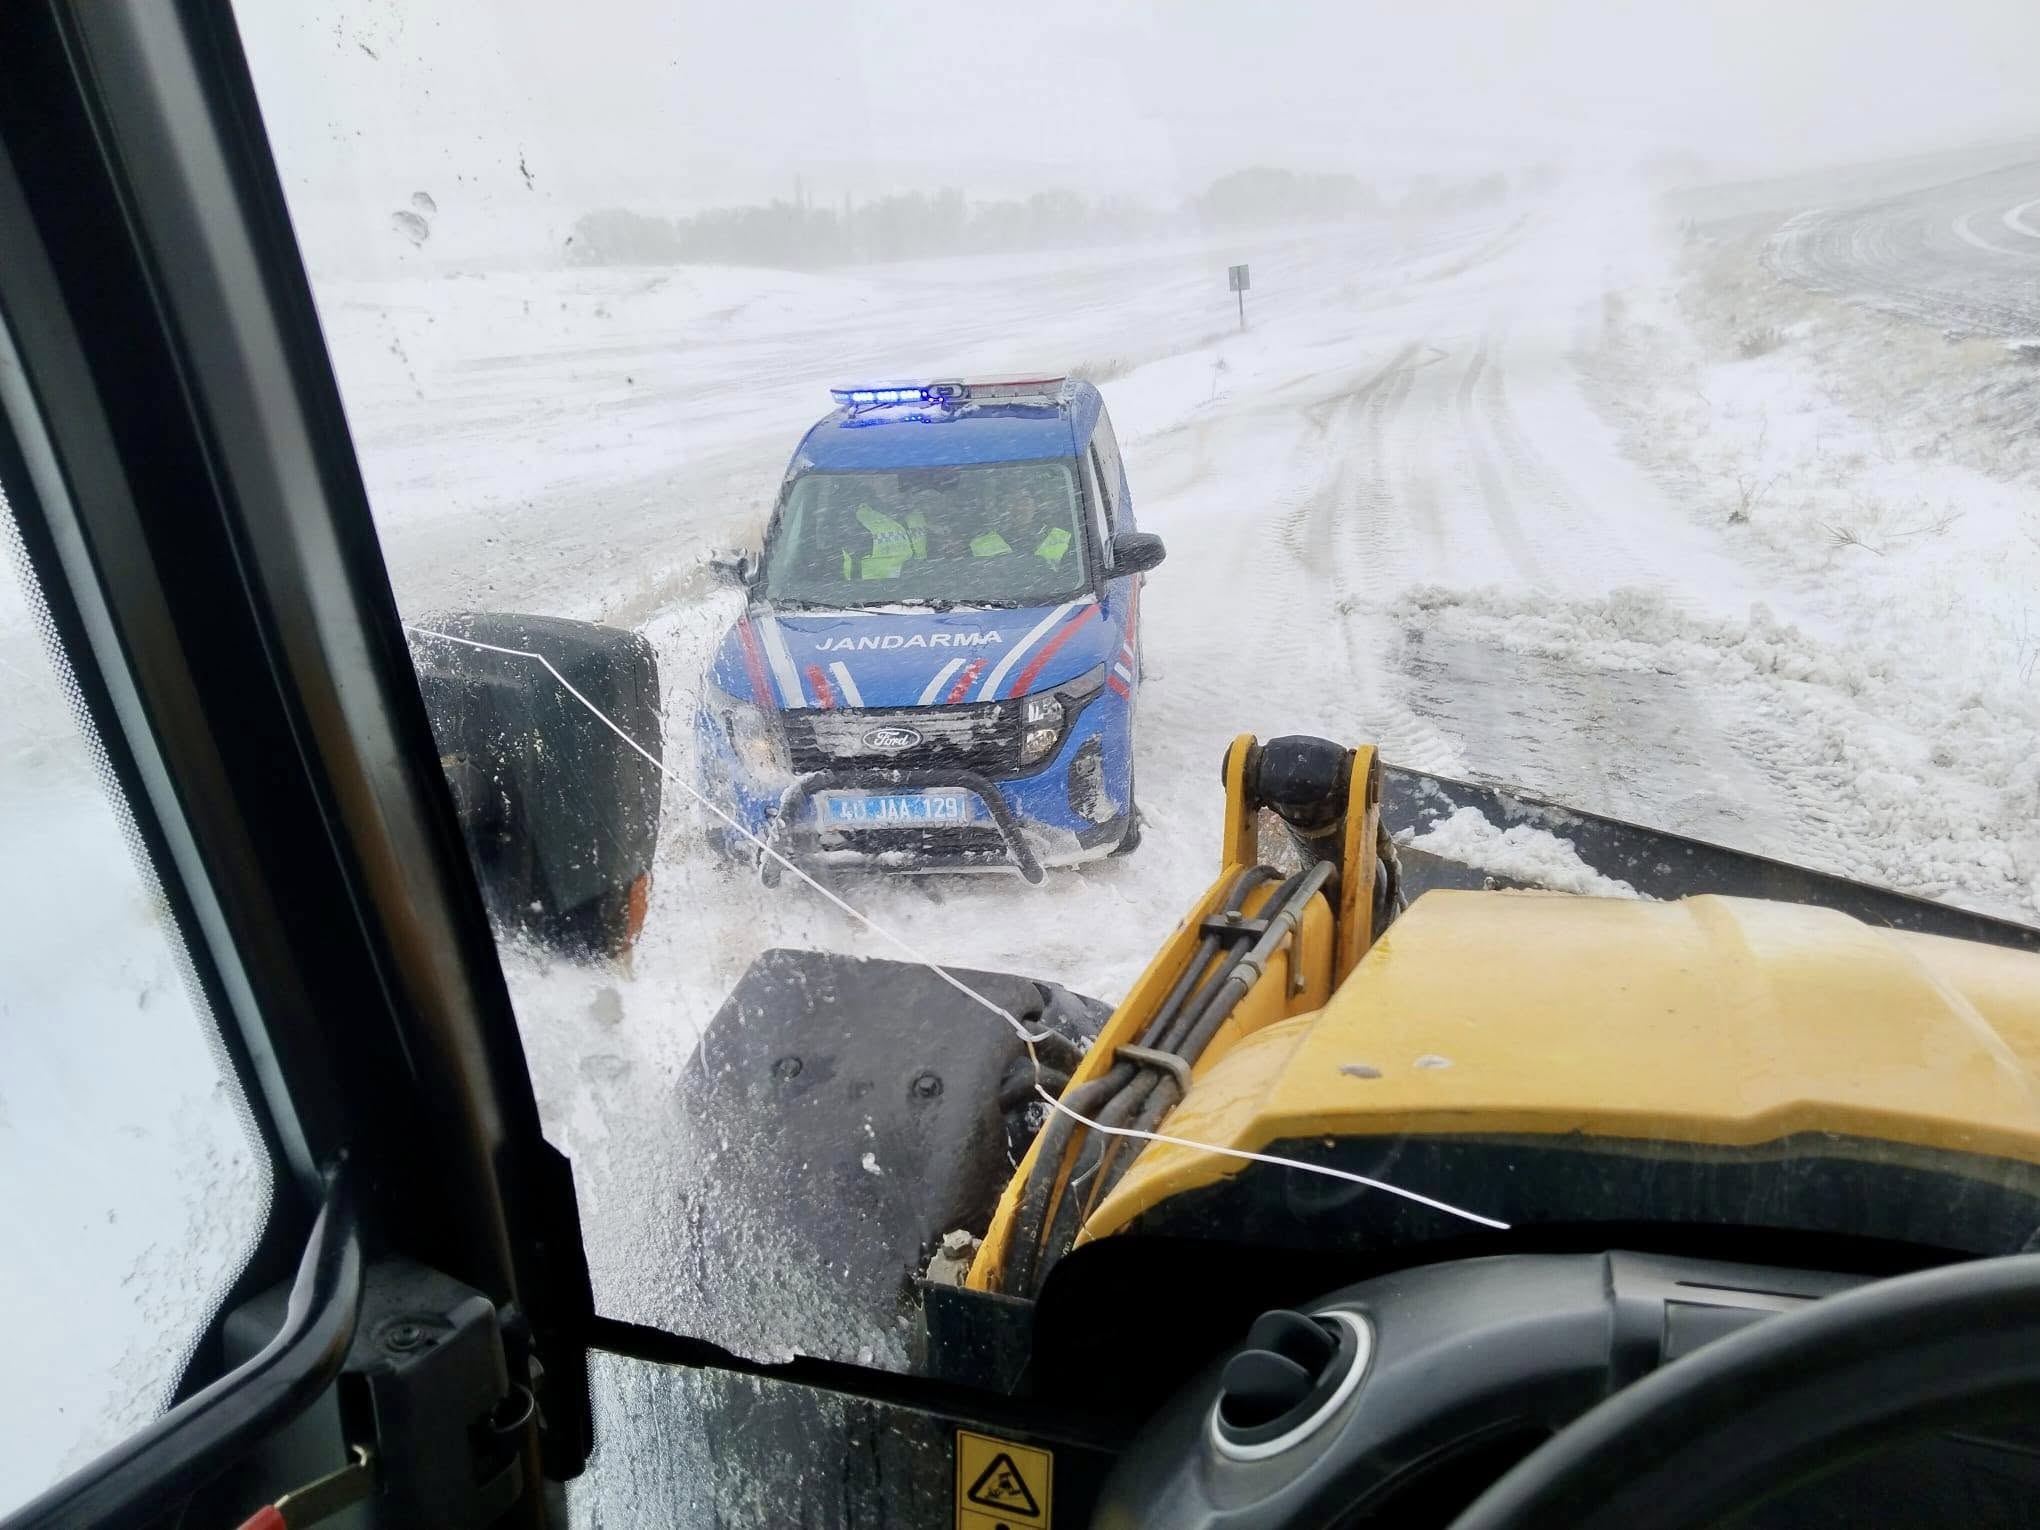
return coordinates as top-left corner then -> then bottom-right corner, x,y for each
763,461 -> 1089,609
55,3 -> 2030,1521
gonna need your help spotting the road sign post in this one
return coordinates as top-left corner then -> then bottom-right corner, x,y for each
1228,263 -> 1250,330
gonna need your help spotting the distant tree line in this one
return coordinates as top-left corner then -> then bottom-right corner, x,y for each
567,186 -> 1164,269
1192,168 -> 1380,226
566,166 -> 1539,269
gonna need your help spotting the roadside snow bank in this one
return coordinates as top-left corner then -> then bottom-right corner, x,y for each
1566,226 -> 2040,925
1401,805 -> 1640,898
1404,586 -> 2040,920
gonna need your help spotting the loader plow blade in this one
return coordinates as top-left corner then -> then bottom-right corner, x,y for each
1382,765 -> 2040,953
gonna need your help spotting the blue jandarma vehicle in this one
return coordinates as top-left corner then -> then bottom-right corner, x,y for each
696,376 -> 1164,882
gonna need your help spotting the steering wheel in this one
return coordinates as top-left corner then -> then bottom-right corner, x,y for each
1448,1253 -> 2040,1530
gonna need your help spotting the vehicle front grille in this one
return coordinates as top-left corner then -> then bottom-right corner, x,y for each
783,702 -> 1021,774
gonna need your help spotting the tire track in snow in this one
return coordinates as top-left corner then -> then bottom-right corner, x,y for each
1764,159 -> 2040,338
1261,344 -> 1465,774
1264,312 -> 1836,865
1454,332 -> 1548,585
1279,343 -> 1418,570
1475,324 -> 1760,622
1381,346 -> 1456,575
1316,348 -> 1468,774
1443,334 -> 1692,818
1342,362 -> 1422,580
1381,320 -> 1843,869
1474,331 -> 1659,597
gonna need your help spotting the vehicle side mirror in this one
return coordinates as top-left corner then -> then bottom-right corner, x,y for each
707,549 -> 756,588
409,614 -> 663,958
1109,531 -> 1166,577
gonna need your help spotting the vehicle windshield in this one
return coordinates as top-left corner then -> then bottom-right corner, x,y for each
198,1 -> 2040,1516
764,461 -> 1089,608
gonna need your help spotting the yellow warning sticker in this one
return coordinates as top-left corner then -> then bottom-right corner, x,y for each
956,1429 -> 1052,1529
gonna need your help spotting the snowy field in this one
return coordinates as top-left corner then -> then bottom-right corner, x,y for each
7,161 -> 2040,1512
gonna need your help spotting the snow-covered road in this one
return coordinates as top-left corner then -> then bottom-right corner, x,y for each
1766,157 -> 2040,335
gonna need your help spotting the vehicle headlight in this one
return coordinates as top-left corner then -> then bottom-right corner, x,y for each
707,681 -> 786,774
1018,663 -> 1105,766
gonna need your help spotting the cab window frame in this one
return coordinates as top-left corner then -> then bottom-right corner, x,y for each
0,1 -> 597,1518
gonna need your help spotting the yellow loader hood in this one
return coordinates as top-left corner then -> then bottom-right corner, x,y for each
1084,890 -> 2040,1254
970,739 -> 2040,1297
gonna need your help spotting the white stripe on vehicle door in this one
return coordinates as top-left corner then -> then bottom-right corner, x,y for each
756,614 -> 807,709
975,600 -> 1083,701
828,661 -> 864,708
918,656 -> 965,706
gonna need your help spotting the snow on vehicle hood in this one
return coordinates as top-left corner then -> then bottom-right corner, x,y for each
708,598 -> 1117,710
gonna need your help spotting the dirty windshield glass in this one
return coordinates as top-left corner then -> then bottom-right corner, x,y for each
767,461 -> 1089,608
227,2 -> 2040,1515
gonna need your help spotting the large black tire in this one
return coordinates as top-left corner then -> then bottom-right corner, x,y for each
1111,810 -> 1143,856
408,613 -> 663,958
1111,763 -> 1142,856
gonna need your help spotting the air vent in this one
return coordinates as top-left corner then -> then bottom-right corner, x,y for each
1211,1308 -> 1371,1461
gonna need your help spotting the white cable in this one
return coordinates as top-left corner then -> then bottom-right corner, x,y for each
1040,1090 -> 1509,1230
406,624 -> 1510,1233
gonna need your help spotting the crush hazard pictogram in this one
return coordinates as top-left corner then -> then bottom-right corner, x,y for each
967,1453 -> 1039,1514
955,1429 -> 1051,1528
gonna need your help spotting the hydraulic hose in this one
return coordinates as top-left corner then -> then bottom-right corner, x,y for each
1088,861 -> 1335,1213
1054,871 -> 1311,1236
1134,865 -> 1283,1060
1003,1068 -> 1132,1294
1173,863 -> 1329,1065
1038,864 -> 1332,1282
997,864 -> 1281,1292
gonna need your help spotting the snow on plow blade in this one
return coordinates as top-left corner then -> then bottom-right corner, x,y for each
658,948 -> 1109,1365
1382,765 -> 2040,954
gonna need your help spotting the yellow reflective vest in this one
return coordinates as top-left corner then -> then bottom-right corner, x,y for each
841,504 -> 929,579
970,526 -> 1072,565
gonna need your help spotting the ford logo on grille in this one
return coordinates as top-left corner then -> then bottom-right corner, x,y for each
861,725 -> 923,752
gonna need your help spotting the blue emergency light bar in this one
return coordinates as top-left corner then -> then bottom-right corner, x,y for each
830,375 -> 1067,409
830,381 -> 964,407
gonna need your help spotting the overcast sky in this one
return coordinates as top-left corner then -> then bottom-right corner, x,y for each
239,0 -> 2040,258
